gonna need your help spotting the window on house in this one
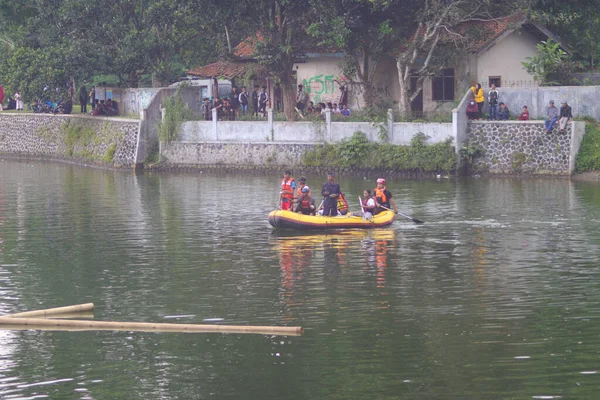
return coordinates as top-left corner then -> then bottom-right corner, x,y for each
489,76 -> 501,87
432,69 -> 455,101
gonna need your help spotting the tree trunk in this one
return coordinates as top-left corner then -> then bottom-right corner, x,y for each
396,59 -> 411,118
281,72 -> 296,121
362,85 -> 376,109
127,72 -> 140,88
225,24 -> 232,54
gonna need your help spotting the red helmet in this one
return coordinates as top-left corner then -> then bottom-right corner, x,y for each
376,178 -> 386,185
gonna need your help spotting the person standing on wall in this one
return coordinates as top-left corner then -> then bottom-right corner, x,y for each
90,86 -> 96,108
252,85 -> 259,117
229,86 -> 240,117
239,86 -> 249,116
470,83 -> 484,119
321,172 -> 341,217
0,85 -> 4,111
258,86 -> 269,118
280,170 -> 296,211
488,84 -> 499,120
79,85 -> 89,113
14,91 -> 23,111
274,82 -> 283,113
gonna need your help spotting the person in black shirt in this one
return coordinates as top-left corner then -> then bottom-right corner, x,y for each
321,172 -> 341,217
252,85 -> 259,117
258,86 -> 268,117
229,87 -> 240,117
274,82 -> 282,112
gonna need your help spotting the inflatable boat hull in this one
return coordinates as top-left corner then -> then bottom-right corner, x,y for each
268,210 -> 396,230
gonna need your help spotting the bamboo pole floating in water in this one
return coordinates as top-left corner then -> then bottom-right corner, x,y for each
0,317 -> 303,336
4,303 -> 95,318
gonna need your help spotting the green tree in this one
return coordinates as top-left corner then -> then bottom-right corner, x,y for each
307,0 -> 390,109
532,0 -> 600,72
522,39 -> 571,85
0,46 -> 68,102
246,0 -> 313,121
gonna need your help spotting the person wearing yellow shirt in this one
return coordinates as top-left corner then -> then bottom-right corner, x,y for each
471,83 -> 484,119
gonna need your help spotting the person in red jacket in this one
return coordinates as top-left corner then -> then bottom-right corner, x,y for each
517,105 -> 530,121
295,186 -> 316,215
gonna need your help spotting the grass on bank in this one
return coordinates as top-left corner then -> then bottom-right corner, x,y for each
575,121 -> 600,172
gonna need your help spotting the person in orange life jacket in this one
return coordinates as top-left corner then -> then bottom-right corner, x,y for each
362,189 -> 376,219
374,178 -> 398,215
280,170 -> 296,211
321,172 -> 341,216
337,192 -> 349,215
295,186 -> 316,215
295,176 -> 310,200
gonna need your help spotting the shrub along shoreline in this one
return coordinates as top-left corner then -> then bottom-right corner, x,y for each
302,131 -> 456,174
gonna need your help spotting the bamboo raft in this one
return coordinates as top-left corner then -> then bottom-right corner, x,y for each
0,303 -> 303,336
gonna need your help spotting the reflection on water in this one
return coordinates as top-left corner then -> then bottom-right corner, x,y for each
1,160 -> 600,398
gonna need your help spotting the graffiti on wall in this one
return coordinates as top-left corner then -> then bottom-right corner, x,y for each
302,74 -> 337,103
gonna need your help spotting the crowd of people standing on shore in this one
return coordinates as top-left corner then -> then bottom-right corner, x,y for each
203,83 -> 351,121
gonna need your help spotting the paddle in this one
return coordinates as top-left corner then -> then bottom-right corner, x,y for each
380,205 -> 424,224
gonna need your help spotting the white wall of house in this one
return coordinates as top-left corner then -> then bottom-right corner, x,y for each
476,29 -> 539,88
294,56 -> 349,107
371,59 -> 401,110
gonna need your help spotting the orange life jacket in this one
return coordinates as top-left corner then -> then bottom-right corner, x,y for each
337,192 -> 349,211
299,197 -> 312,209
374,187 -> 388,206
281,177 -> 295,200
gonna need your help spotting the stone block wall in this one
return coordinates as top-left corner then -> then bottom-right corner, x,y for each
161,142 -> 314,168
0,114 -> 140,167
467,120 -> 585,175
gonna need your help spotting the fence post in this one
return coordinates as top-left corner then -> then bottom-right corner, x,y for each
212,108 -> 218,141
267,108 -> 274,141
325,108 -> 332,142
387,109 -> 394,142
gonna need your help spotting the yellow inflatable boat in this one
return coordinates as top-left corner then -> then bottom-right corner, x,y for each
268,210 -> 396,230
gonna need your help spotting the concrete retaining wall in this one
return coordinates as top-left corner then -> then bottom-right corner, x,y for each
177,112 -> 453,145
467,120 -> 585,175
0,113 -> 140,167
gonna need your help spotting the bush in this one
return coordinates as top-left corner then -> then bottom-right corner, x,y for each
576,122 -> 600,172
158,89 -> 194,143
302,132 -> 456,172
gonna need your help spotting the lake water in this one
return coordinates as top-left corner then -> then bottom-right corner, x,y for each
0,159 -> 599,399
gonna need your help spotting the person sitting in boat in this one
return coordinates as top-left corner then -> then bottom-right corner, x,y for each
337,192 -> 349,215
374,178 -> 398,215
295,186 -> 316,215
321,172 -> 341,216
362,190 -> 377,219
295,176 -> 310,199
280,170 -> 296,211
